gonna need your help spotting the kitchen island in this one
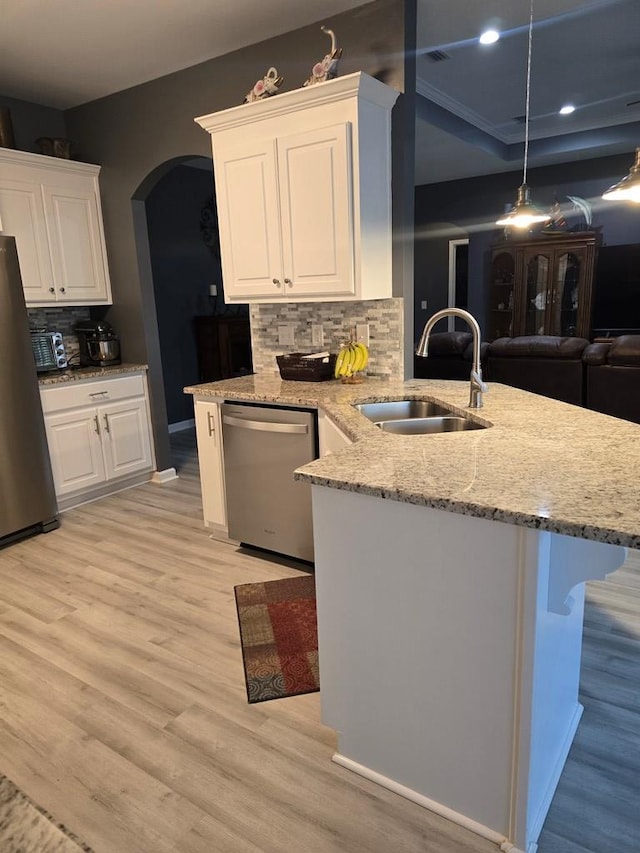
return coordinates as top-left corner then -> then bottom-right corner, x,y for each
186,374 -> 640,853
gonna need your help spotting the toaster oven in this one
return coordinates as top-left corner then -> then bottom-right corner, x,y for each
31,331 -> 68,372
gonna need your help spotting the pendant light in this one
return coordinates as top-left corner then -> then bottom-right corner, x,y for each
602,148 -> 640,202
496,0 -> 550,228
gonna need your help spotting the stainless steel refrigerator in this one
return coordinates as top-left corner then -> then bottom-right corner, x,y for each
0,235 -> 59,545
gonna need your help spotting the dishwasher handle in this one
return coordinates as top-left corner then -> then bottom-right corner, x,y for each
223,414 -> 309,435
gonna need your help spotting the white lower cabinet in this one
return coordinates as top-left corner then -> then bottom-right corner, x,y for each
194,398 -> 227,531
40,373 -> 154,508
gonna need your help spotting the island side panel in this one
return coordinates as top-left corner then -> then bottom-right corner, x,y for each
311,484 -> 627,851
311,485 -> 523,839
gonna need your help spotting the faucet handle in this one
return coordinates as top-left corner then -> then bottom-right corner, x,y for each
470,369 -> 488,392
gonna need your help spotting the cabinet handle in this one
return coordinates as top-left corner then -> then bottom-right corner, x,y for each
272,278 -> 282,288
284,278 -> 293,287
59,287 -> 66,293
93,415 -> 100,435
207,411 -> 215,437
89,391 -> 109,398
48,287 -> 55,293
103,414 -> 110,433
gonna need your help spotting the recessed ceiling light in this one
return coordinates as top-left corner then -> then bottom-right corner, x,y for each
559,104 -> 576,115
479,29 -> 500,45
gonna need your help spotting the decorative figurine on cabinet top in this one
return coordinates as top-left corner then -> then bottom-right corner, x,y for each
303,25 -> 342,86
243,67 -> 284,103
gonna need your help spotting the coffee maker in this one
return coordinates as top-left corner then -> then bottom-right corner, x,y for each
75,320 -> 121,367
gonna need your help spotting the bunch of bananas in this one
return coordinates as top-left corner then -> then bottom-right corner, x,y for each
334,340 -> 369,380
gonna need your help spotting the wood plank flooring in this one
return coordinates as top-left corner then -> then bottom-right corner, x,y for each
0,428 -> 638,853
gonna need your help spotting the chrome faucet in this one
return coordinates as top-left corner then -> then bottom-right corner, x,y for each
416,308 -> 488,408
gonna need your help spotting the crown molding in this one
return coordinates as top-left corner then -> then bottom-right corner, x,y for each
195,72 -> 399,134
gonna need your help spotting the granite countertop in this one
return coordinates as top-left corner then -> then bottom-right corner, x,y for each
185,374 -> 640,549
38,363 -> 148,386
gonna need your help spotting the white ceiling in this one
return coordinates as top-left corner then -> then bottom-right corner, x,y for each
0,0 -> 371,109
1,0 -> 638,185
414,0 -> 640,184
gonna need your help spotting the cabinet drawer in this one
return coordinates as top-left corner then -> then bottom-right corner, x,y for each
40,374 -> 146,414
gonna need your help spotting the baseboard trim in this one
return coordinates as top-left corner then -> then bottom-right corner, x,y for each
332,753 -> 523,853
57,471 -> 153,512
168,419 -> 195,433
151,468 -> 178,484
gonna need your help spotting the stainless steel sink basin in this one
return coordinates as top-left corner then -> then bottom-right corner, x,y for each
354,400 -> 452,422
379,416 -> 486,435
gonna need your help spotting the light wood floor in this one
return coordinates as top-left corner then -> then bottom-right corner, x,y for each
0,429 -> 638,853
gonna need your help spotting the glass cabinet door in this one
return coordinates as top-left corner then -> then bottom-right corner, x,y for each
524,253 -> 550,335
549,251 -> 582,336
488,250 -> 515,339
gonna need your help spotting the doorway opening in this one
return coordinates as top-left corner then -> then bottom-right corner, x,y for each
140,157 -> 251,432
447,238 -> 469,332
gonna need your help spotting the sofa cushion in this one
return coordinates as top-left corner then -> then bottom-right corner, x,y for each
607,334 -> 640,366
424,331 -> 473,356
582,342 -> 610,366
487,335 -> 589,359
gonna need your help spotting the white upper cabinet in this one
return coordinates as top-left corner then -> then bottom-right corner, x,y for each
0,148 -> 113,306
196,72 -> 399,304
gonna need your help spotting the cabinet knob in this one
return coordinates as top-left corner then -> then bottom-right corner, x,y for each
272,278 -> 281,287
49,287 -> 55,293
59,287 -> 66,293
284,278 -> 292,287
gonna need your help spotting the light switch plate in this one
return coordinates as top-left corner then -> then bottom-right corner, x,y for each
311,324 -> 324,347
355,323 -> 370,347
421,300 -> 428,310
278,324 -> 295,346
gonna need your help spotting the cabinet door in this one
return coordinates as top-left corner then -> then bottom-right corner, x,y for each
42,176 -> 111,303
44,409 -> 106,495
100,398 -> 153,480
194,400 -> 227,529
548,248 -> 589,337
488,248 -> 516,340
277,123 -> 354,298
522,250 -> 553,336
213,136 -> 284,301
0,178 -> 55,302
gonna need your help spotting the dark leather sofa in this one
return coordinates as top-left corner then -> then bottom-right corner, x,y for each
414,331 -> 488,380
486,336 -> 590,406
584,335 -> 640,424
413,331 -> 640,426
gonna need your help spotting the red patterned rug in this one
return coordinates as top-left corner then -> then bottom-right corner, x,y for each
234,574 -> 319,703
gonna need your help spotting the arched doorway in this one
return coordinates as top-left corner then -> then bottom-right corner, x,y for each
132,155 -> 250,444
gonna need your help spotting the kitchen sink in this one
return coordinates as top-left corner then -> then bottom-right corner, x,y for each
354,400 -> 452,422
379,416 -> 487,435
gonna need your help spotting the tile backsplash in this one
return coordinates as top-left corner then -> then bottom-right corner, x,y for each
250,298 -> 404,378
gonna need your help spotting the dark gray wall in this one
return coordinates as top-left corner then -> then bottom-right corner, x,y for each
0,95 -> 67,153
64,0 -> 411,471
414,152 -> 640,342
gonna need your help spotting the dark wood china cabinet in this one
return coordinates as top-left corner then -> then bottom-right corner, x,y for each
488,232 -> 599,341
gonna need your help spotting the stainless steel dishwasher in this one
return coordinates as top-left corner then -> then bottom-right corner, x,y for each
221,402 -> 317,562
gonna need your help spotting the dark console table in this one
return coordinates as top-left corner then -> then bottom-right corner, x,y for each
194,316 -> 253,382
